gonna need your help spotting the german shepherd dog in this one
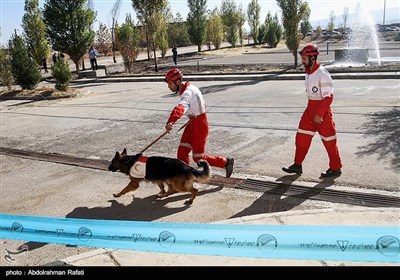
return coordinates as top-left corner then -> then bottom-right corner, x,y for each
108,148 -> 211,204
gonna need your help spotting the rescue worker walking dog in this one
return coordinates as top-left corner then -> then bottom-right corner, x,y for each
108,148 -> 211,205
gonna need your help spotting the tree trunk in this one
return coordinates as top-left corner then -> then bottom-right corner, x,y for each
112,39 -> 116,63
146,31 -> 151,60
153,47 -> 158,72
293,50 -> 298,68
112,21 -> 117,63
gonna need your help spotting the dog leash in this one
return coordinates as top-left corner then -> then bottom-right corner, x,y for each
176,118 -> 193,133
139,119 -> 193,154
140,130 -> 169,154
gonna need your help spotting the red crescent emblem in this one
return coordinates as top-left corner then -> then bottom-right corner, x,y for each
134,163 -> 140,172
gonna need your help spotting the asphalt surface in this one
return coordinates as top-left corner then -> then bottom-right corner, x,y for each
0,41 -> 399,267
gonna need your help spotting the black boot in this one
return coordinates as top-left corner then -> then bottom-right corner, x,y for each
320,168 -> 342,178
282,163 -> 302,175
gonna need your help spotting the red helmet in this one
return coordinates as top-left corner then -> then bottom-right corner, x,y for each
164,68 -> 183,83
299,44 -> 319,56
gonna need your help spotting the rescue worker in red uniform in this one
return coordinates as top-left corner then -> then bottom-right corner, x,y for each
283,44 -> 342,178
164,68 -> 234,177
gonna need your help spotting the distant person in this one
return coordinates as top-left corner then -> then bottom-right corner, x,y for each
282,44 -> 342,178
42,56 -> 48,73
52,53 -> 57,65
89,45 -> 98,71
172,44 -> 178,65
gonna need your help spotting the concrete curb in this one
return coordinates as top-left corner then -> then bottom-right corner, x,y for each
67,71 -> 399,84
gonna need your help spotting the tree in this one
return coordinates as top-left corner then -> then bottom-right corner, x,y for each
207,8 -> 224,50
168,13 -> 191,47
113,22 -> 122,52
237,4 -> 246,47
22,0 -> 50,66
247,0 -> 261,44
52,56 -> 72,91
187,0 -> 208,52
277,0 -> 308,68
43,0 -> 96,73
342,7 -> 349,35
258,23 -> 267,44
116,14 -> 140,74
220,0 -> 240,48
300,2 -> 312,38
156,9 -> 169,59
96,22 -> 112,56
0,48 -> 15,90
109,0 -> 122,63
264,13 -> 273,45
315,24 -> 322,38
8,33 -> 41,90
265,12 -> 282,48
328,10 -> 336,34
131,0 -> 168,72
273,14 -> 282,46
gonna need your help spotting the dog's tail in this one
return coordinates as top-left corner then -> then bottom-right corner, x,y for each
192,160 -> 211,183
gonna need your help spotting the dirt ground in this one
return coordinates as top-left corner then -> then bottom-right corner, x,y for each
0,85 -> 79,99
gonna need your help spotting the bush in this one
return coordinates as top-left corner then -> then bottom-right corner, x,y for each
0,48 -> 15,90
52,58 -> 72,91
8,34 -> 41,90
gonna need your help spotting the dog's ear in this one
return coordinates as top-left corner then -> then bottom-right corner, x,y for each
115,151 -> 120,158
122,148 -> 127,155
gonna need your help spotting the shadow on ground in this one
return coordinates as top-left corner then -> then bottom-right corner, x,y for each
66,186 -> 223,221
229,175 -> 335,219
356,107 -> 400,170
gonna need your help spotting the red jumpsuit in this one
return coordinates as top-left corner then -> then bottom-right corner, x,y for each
294,64 -> 342,170
167,81 -> 227,168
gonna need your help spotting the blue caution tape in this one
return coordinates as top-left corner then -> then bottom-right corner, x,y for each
1,214 -> 399,263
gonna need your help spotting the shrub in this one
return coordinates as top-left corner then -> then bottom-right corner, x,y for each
0,48 -> 15,90
52,58 -> 72,91
8,34 -> 41,90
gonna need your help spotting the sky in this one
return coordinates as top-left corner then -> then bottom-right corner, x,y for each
1,0 -> 399,46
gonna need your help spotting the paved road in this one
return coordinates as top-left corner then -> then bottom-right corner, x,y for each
94,39 -> 400,64
1,79 -> 399,190
0,76 -> 399,266
1,39 -> 399,266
